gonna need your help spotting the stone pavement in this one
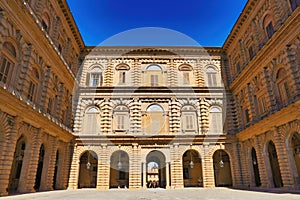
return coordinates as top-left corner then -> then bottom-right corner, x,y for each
1,188 -> 300,200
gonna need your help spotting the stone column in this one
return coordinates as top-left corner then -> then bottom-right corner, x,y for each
273,127 -> 294,189
129,144 -> 141,189
170,143 -> 183,189
97,144 -> 109,189
166,162 -> 170,189
40,136 -> 58,191
18,128 -> 42,193
68,145 -> 80,189
202,144 -> 215,188
0,115 -> 21,196
253,136 -> 269,188
142,162 -> 147,189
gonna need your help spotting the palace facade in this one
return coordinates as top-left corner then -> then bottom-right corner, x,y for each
0,0 -> 299,196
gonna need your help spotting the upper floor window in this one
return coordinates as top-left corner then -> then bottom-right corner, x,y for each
116,64 -> 130,85
275,68 -> 290,106
206,67 -> 218,87
146,65 -> 163,86
179,64 -> 193,85
248,46 -> 254,60
144,104 -> 166,135
82,107 -> 101,135
289,0 -> 300,11
27,68 -> 39,102
181,105 -> 197,133
209,107 -> 223,134
263,15 -> 275,39
0,42 -> 16,85
41,13 -> 50,33
113,105 -> 129,132
86,66 -> 103,87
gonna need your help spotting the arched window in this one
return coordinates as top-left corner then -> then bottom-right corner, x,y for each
263,14 -> 275,39
113,105 -> 129,132
27,67 -> 40,102
86,66 -> 103,87
144,104 -> 167,135
116,64 -> 130,85
41,13 -> 50,33
289,0 -> 300,11
179,64 -> 193,85
181,105 -> 197,133
275,68 -> 290,106
206,67 -> 218,87
146,65 -> 163,86
0,42 -> 16,85
209,107 -> 223,134
82,107 -> 101,135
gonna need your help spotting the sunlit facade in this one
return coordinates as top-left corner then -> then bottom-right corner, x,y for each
0,0 -> 299,196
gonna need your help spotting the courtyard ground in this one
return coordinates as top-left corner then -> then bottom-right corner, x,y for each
1,188 -> 300,200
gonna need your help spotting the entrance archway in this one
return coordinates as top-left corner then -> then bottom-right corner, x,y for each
291,132 -> 300,186
78,151 -> 98,188
8,136 -> 26,192
182,149 -> 203,187
251,148 -> 261,187
109,150 -> 129,188
146,150 -> 166,188
34,144 -> 45,191
213,150 -> 232,187
267,141 -> 283,188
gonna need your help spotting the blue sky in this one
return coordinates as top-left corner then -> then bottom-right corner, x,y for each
67,0 -> 248,47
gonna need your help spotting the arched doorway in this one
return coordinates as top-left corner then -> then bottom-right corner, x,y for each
53,150 -> 59,189
291,132 -> 300,186
109,150 -> 129,188
213,150 -> 232,187
267,141 -> 283,188
78,151 -> 98,188
251,148 -> 261,187
34,144 -> 45,191
8,136 -> 26,192
182,149 -> 203,187
146,150 -> 166,188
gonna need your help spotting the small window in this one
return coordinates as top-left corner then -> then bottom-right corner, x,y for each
248,46 -> 254,60
0,57 -> 12,84
119,71 -> 126,84
245,108 -> 250,123
58,44 -> 62,54
266,22 -> 275,39
47,98 -> 53,114
183,72 -> 190,85
207,67 -> 217,87
27,81 -> 36,101
41,19 -> 48,31
209,107 -> 223,133
289,0 -> 300,11
150,74 -> 158,86
236,62 -> 240,73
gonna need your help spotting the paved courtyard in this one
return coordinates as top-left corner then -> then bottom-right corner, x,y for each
1,188 -> 300,200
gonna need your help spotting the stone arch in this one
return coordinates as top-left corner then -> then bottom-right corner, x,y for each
78,150 -> 98,188
182,149 -> 203,187
178,64 -> 193,71
109,150 -> 130,188
212,149 -> 233,187
250,147 -> 261,187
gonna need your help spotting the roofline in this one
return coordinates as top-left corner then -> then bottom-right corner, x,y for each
58,0 -> 85,50
222,0 -> 257,51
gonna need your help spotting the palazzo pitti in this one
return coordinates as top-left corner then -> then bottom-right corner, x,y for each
0,0 -> 299,196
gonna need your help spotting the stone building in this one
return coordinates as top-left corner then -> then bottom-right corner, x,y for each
0,0 -> 83,196
0,0 -> 299,196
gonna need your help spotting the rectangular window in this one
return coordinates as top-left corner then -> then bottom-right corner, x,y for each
210,112 -> 222,133
91,74 -> 100,86
27,81 -> 35,101
183,72 -> 190,84
119,71 -> 126,84
266,22 -> 275,39
185,115 -> 194,130
47,98 -> 53,114
0,57 -> 11,84
248,46 -> 254,60
245,109 -> 250,123
117,115 -> 125,130
236,62 -> 241,73
257,96 -> 267,115
41,19 -> 48,31
150,74 -> 158,86
208,73 -> 217,87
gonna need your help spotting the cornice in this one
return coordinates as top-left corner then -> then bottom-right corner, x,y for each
58,0 -> 85,50
222,0 -> 258,51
